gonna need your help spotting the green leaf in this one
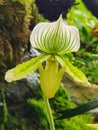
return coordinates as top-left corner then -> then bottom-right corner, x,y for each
56,55 -> 88,83
5,54 -> 50,82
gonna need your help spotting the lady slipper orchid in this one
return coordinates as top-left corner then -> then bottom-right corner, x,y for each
5,15 -> 88,130
5,15 -> 88,99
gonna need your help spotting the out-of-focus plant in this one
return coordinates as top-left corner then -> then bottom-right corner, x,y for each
0,88 -> 8,130
73,52 -> 98,84
67,0 -> 98,54
5,15 -> 88,130
66,0 -> 98,84
67,0 -> 97,43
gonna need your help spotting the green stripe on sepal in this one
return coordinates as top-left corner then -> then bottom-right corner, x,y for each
56,55 -> 88,83
5,54 -> 50,82
30,15 -> 80,55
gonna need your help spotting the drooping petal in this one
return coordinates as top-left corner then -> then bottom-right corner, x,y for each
56,55 -> 88,83
30,15 -> 80,55
5,54 -> 50,82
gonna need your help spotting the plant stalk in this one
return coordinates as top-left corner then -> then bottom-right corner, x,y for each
44,96 -> 55,130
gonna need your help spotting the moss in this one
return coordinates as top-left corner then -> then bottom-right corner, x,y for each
50,86 -> 94,130
19,85 -> 94,130
2,84 -> 94,130
62,115 -> 93,130
0,0 -> 41,83
27,99 -> 49,130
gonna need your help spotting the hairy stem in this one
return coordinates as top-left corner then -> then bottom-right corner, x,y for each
44,96 -> 55,130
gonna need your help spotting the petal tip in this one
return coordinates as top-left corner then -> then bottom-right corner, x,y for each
5,71 -> 13,83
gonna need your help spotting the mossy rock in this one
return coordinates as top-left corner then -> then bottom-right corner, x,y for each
4,83 -> 94,130
0,0 -> 41,83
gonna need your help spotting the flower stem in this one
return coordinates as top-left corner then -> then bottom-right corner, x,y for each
44,96 -> 55,130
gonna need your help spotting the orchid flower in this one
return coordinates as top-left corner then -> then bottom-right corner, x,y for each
5,15 -> 88,99
5,15 -> 88,130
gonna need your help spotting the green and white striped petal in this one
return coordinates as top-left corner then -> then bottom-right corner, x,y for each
30,15 -> 80,55
5,54 -> 50,82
